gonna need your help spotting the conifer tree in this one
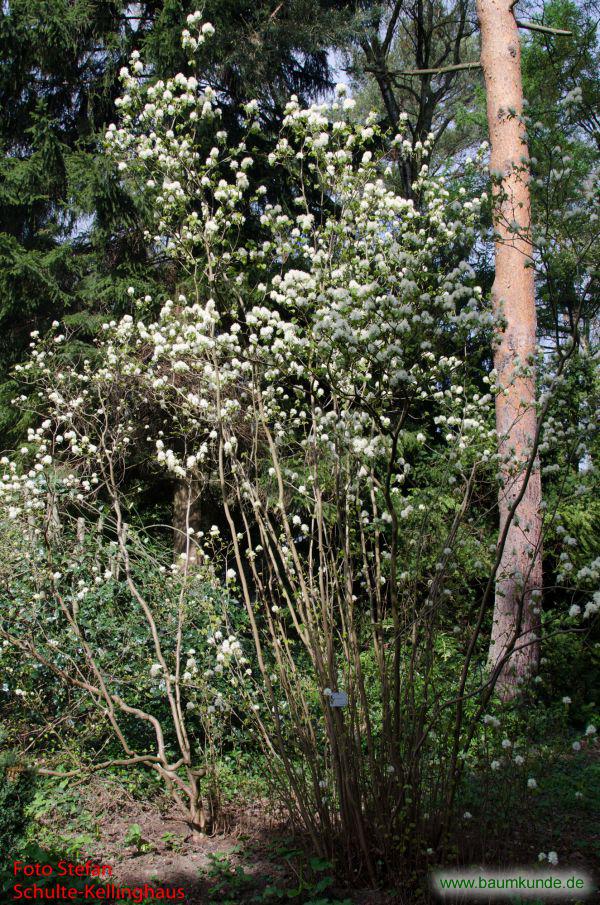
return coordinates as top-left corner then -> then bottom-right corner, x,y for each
0,1 -> 344,444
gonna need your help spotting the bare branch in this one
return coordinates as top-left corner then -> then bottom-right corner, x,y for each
393,60 -> 481,76
37,755 -> 165,778
516,19 -> 573,36
382,1 -> 404,55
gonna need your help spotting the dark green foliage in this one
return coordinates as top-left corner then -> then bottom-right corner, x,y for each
0,1 -> 144,443
143,0 -> 345,118
0,0 -> 344,447
522,0 -> 599,150
457,748 -> 600,869
200,847 -> 352,904
0,749 -> 36,858
520,0 -> 600,343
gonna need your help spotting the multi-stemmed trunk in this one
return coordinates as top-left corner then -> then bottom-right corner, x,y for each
173,477 -> 203,566
476,0 -> 543,698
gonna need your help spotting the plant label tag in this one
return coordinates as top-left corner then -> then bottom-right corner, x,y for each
329,691 -> 348,708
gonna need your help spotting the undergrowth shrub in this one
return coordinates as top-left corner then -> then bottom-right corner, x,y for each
0,750 -> 36,858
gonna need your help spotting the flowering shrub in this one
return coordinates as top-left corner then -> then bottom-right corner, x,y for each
0,473 -> 242,831
1,12 -> 598,883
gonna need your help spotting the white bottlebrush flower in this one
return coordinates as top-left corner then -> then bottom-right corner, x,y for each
527,778 -> 537,789
483,714 -> 500,728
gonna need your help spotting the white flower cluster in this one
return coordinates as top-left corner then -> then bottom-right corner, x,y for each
212,633 -> 245,668
182,12 -> 215,53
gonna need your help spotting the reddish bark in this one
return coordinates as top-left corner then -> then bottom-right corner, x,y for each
476,0 -> 543,698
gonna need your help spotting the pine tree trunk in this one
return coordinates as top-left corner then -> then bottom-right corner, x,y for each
476,0 -> 543,698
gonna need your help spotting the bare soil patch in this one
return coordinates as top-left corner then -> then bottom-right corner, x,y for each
41,777 -> 394,904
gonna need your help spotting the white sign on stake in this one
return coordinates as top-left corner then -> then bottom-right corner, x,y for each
329,691 -> 348,708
